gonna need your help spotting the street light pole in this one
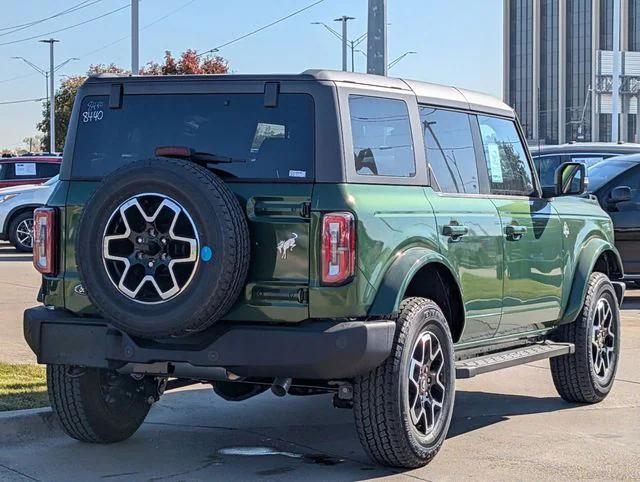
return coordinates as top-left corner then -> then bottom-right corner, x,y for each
39,39 -> 59,153
367,0 -> 387,75
334,16 -> 355,72
131,0 -> 140,74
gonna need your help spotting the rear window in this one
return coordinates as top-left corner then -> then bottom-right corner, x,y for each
72,93 -> 315,181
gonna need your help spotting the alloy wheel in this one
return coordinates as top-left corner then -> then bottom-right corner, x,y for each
591,297 -> 616,382
407,330 -> 447,436
16,218 -> 34,249
102,193 -> 199,304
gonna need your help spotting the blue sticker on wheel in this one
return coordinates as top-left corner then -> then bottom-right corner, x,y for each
201,246 -> 213,262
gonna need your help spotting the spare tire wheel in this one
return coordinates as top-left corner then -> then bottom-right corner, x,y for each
76,158 -> 250,339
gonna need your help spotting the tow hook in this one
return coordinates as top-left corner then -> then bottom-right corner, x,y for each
332,383 -> 354,409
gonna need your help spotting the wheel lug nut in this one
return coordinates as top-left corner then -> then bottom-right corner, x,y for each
161,238 -> 167,245
136,237 -> 143,244
148,261 -> 154,268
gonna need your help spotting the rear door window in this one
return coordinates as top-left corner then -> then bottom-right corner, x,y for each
72,93 -> 315,181
0,164 -> 10,180
477,116 -> 535,196
349,95 -> 416,177
420,106 -> 479,194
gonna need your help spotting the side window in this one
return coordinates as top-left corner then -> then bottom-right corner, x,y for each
0,164 -> 9,180
36,163 -> 61,178
477,116 -> 535,196
419,106 -> 479,194
349,95 -> 416,177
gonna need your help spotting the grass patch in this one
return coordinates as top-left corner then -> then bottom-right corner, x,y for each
0,364 -> 49,412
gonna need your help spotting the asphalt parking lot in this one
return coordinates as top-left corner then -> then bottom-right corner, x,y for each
0,240 -> 639,481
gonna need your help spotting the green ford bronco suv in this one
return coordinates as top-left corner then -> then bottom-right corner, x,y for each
25,70 -> 625,468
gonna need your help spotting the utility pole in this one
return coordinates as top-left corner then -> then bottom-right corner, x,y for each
131,0 -> 140,74
334,16 -> 355,72
367,0 -> 387,75
39,39 -> 58,153
612,0 -> 621,142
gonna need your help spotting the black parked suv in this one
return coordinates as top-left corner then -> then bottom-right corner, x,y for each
588,155 -> 640,285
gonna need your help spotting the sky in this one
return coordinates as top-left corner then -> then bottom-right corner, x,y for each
0,0 -> 503,149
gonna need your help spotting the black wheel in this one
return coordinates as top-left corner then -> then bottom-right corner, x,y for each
8,211 -> 34,252
76,158 -> 250,339
550,272 -> 620,403
47,365 -> 154,443
353,297 -> 455,468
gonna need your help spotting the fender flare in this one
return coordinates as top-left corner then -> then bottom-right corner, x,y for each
368,246 -> 463,318
559,238 -> 623,324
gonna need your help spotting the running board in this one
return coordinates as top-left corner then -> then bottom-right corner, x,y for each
455,342 -> 575,379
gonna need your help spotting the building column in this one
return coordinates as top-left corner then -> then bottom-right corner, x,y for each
622,0 -> 630,141
592,0 -> 601,142
559,0 -> 567,144
532,0 -> 540,141
503,0 -> 511,104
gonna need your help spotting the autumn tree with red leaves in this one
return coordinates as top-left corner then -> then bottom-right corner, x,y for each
140,49 -> 228,75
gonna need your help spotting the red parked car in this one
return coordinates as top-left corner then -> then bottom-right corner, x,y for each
0,155 -> 62,189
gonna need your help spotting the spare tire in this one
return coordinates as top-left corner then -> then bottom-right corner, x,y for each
76,158 -> 250,339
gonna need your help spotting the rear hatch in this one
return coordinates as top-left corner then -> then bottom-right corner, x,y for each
61,89 -> 315,322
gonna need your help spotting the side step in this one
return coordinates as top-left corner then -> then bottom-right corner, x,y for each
455,342 -> 575,379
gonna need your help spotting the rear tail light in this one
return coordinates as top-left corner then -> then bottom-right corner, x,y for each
33,208 -> 56,275
321,212 -> 356,286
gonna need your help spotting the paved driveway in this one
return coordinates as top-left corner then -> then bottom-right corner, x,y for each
0,241 -> 639,480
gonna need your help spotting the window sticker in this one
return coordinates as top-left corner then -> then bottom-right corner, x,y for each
15,163 -> 36,176
289,170 -> 306,178
487,144 -> 503,183
81,100 -> 105,123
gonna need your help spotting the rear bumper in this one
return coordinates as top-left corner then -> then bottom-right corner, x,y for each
24,306 -> 395,380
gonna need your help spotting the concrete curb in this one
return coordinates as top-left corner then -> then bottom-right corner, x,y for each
0,407 -> 60,445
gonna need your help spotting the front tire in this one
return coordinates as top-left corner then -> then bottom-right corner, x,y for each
47,365 -> 154,443
353,297 -> 455,468
550,272 -> 620,403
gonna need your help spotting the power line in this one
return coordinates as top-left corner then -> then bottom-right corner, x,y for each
78,0 -> 198,60
0,4 -> 129,47
0,1 -> 102,37
197,0 -> 328,57
0,72 -> 38,84
0,97 -> 46,106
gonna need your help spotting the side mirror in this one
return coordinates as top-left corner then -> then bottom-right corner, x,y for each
609,186 -> 632,204
553,162 -> 588,197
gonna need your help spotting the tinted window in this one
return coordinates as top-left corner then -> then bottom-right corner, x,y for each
588,160 -> 637,191
349,95 -> 415,177
72,94 -> 314,180
420,107 -> 479,194
478,116 -> 535,196
0,164 -> 9,180
37,163 -> 60,178
534,154 -> 563,186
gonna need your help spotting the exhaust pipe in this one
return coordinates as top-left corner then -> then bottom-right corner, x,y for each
271,377 -> 292,397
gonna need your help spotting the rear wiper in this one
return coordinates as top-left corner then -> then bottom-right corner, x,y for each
154,146 -> 247,164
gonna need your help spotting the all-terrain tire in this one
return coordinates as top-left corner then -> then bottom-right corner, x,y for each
76,158 -> 250,339
353,297 -> 456,468
47,365 -> 153,443
550,272 -> 620,403
8,211 -> 34,252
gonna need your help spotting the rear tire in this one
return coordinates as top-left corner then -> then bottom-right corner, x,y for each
353,297 -> 455,468
550,272 -> 620,403
8,211 -> 34,252
47,365 -> 153,443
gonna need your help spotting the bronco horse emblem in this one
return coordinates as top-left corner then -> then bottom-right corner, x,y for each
277,233 -> 298,260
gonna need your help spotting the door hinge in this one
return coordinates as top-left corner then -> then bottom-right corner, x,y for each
297,288 -> 309,304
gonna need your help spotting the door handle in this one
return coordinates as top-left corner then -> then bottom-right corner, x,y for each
443,224 -> 469,241
506,224 -> 527,240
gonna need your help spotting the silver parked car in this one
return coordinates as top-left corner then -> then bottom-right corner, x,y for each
0,175 -> 58,252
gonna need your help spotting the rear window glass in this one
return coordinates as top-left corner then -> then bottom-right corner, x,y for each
72,93 -> 314,180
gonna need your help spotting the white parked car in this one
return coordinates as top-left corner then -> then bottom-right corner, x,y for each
0,175 -> 58,252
